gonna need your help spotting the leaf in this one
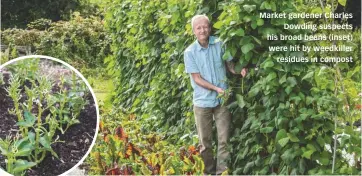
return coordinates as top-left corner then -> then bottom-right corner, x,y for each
338,0 -> 346,6
243,16 -> 252,22
279,74 -> 287,84
286,77 -> 297,87
15,144 -> 34,157
241,43 -> 254,54
14,137 -> 30,149
262,60 -> 274,69
222,50 -> 232,61
278,137 -> 289,147
287,133 -> 299,142
257,19 -> 264,26
270,1 -> 277,11
243,161 -> 254,173
236,94 -> 245,108
244,52 -> 252,61
260,127 -> 273,133
261,28 -> 276,38
39,135 -> 51,149
306,96 -> 314,105
269,153 -> 279,165
251,21 -> 257,29
17,111 -> 36,127
281,148 -> 296,163
141,164 -> 152,175
251,36 -> 261,45
230,28 -> 244,37
302,71 -> 314,81
0,140 -> 9,155
248,87 -> 260,97
299,159 -> 306,174
285,86 -> 293,94
276,129 -> 287,141
243,5 -> 256,13
316,136 -> 325,147
302,150 -> 314,159
15,138 -> 34,157
318,151 -> 330,165
213,21 -> 223,29
28,132 -> 35,143
266,72 -> 277,81
12,160 -> 37,174
306,143 -> 316,151
262,1 -> 271,9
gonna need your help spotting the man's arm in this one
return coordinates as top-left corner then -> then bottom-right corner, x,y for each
191,73 -> 225,94
226,61 -> 247,77
226,61 -> 236,74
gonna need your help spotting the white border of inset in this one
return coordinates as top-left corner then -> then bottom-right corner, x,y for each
0,55 -> 100,176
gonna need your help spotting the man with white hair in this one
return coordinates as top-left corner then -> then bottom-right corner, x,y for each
184,14 -> 247,174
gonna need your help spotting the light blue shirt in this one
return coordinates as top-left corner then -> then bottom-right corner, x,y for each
184,36 -> 232,108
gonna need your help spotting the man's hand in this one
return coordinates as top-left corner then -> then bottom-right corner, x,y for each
215,87 -> 225,95
227,62 -> 247,77
192,73 -> 224,94
241,68 -> 247,78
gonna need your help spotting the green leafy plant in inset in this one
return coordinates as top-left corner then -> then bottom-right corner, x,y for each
7,75 -> 28,137
50,74 -> 88,134
0,135 -> 37,176
2,58 -> 91,174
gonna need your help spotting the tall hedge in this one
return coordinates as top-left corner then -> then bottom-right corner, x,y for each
105,0 -> 360,174
1,13 -> 110,68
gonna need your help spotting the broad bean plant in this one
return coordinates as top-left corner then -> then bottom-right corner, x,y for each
0,58 -> 89,175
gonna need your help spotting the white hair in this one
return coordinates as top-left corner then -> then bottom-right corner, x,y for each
191,14 -> 210,30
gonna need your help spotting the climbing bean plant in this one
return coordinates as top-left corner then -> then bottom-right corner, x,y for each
105,0 -> 360,174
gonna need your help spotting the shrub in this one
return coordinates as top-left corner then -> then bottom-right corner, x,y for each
1,12 -> 111,68
104,0 -> 361,174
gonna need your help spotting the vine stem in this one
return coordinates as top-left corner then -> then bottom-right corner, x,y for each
318,0 -> 350,173
241,78 -> 244,94
35,93 -> 43,163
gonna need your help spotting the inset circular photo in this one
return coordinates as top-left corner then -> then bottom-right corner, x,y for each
0,55 -> 99,176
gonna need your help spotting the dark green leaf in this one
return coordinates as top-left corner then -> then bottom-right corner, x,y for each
236,94 -> 245,108
281,148 -> 296,163
13,160 -> 37,174
257,19 -> 264,26
39,135 -> 51,149
302,71 -> 314,81
260,127 -> 273,133
302,150 -> 314,159
287,133 -> 300,142
299,159 -> 306,174
243,5 -> 256,13
263,60 -> 274,69
241,43 -> 254,54
269,153 -> 279,165
17,111 -> 36,127
230,28 -> 245,37
278,137 -> 289,147
276,129 -> 287,141
243,161 -> 255,173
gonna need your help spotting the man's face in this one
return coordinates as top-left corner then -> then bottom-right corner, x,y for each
192,17 -> 211,42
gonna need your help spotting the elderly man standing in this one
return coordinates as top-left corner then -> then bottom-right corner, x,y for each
184,14 -> 247,175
